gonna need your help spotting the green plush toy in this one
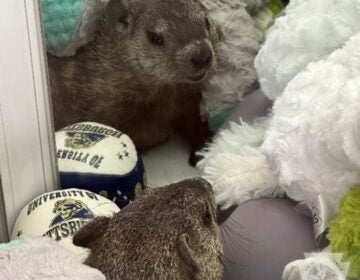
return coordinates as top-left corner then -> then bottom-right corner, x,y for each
41,0 -> 110,57
328,185 -> 360,279
0,240 -> 22,251
253,0 -> 286,42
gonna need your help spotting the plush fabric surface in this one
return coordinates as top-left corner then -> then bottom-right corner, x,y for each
0,237 -> 105,280
221,89 -> 272,128
201,0 -> 265,13
198,89 -> 280,209
199,1 -> 360,278
255,0 -> 360,100
328,186 -> 360,278
200,0 -> 360,215
257,3 -> 360,278
221,198 -> 317,280
41,0 -> 83,53
262,32 -> 360,214
42,0 -> 110,56
201,0 -> 286,129
282,252 -> 346,280
200,0 -> 261,121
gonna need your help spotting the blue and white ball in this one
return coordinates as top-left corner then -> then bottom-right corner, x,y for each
11,188 -> 120,261
56,122 -> 146,208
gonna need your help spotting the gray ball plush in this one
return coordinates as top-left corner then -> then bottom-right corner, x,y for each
200,0 -> 266,119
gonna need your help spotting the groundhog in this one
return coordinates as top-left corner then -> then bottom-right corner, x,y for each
73,178 -> 223,279
48,0 -> 222,153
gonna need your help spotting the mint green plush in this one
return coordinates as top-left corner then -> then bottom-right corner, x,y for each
41,0 -> 84,51
208,104 -> 239,132
0,240 -> 22,252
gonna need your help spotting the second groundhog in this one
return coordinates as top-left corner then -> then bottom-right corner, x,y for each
48,0 -> 222,152
73,178 -> 223,280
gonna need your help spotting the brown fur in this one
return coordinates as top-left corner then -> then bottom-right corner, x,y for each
48,0 -> 221,152
73,178 -> 223,279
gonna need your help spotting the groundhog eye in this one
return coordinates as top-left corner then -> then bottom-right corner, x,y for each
205,17 -> 211,31
147,31 -> 164,45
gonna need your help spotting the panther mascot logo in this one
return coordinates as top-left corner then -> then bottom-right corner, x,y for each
65,132 -> 107,149
50,198 -> 94,227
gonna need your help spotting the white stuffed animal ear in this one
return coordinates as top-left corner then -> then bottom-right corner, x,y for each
282,249 -> 350,280
197,118 -> 283,209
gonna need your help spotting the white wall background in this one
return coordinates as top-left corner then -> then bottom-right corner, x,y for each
0,180 -> 8,242
0,0 -> 58,237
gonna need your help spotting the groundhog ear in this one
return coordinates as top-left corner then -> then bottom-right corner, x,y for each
73,216 -> 111,249
106,0 -> 130,27
216,205 -> 237,225
177,233 -> 201,278
213,21 -> 224,42
207,16 -> 223,42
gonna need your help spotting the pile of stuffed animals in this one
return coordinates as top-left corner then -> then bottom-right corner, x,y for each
5,0 -> 360,279
3,1 -> 277,279
199,0 -> 360,278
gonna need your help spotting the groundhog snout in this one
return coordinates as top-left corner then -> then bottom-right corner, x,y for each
190,43 -> 213,70
186,41 -> 214,82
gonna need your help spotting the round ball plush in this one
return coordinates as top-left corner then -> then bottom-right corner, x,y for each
56,122 -> 146,209
11,188 -> 119,261
328,185 -> 360,278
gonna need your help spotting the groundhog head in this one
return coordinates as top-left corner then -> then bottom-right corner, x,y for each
104,0 -> 222,85
73,178 -> 223,279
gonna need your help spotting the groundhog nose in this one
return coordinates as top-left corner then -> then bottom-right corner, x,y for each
191,45 -> 213,69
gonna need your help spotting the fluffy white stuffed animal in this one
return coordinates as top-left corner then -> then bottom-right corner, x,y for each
198,0 -> 360,278
262,32 -> 360,221
199,0 -> 360,221
264,32 -> 360,280
0,237 -> 105,280
256,0 -> 360,101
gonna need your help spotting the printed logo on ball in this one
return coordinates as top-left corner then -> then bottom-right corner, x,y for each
21,190 -> 101,242
65,131 -> 108,149
56,122 -> 137,175
12,188 -> 120,261
60,123 -> 123,139
50,198 -> 95,227
44,192 -> 99,242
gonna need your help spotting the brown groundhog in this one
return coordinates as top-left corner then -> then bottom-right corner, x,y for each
48,0 -> 222,152
73,178 -> 223,280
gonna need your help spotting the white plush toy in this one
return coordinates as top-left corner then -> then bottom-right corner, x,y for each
256,0 -> 360,101
0,237 -> 105,280
264,31 -> 360,280
198,0 -> 360,279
